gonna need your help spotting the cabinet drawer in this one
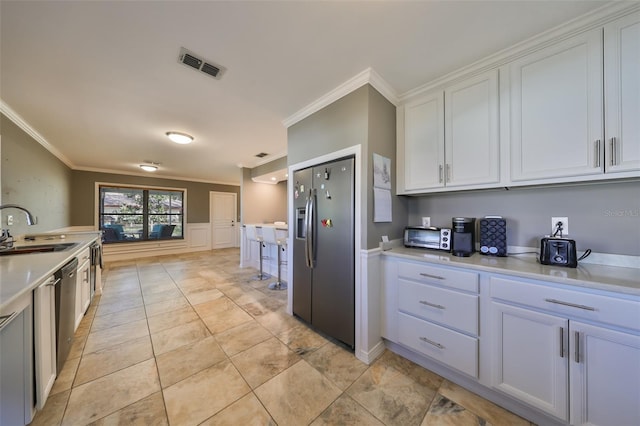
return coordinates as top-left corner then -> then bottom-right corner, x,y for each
491,276 -> 640,332
398,312 -> 478,378
398,278 -> 478,335
77,247 -> 91,265
398,262 -> 479,293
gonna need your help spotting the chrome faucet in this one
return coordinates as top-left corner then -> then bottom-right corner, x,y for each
0,204 -> 37,225
0,204 -> 37,250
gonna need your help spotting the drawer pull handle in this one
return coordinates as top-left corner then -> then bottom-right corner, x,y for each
419,336 -> 445,349
419,300 -> 445,310
419,273 -> 445,280
46,278 -> 62,287
544,298 -> 596,311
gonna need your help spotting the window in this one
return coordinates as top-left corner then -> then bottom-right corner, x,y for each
99,185 -> 184,243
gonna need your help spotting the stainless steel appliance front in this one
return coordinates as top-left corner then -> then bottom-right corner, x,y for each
292,157 -> 355,348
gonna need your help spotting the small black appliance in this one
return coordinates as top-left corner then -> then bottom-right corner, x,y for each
451,217 -> 475,257
539,237 -> 578,267
479,216 -> 507,257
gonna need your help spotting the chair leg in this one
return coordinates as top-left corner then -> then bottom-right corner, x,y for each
254,241 -> 269,280
268,244 -> 287,290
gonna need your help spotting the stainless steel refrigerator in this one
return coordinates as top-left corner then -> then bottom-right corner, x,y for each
292,156 -> 355,348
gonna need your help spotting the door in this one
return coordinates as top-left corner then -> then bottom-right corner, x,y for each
210,191 -> 237,249
445,69 -> 500,187
311,157 -> 355,347
604,12 -> 640,174
400,92 -> 445,191
509,28 -> 603,181
34,277 -> 57,410
292,167 -> 313,323
570,321 -> 640,426
491,302 -> 568,421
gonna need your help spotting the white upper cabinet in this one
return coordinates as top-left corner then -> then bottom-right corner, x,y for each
398,69 -> 499,193
445,70 -> 500,187
508,29 -> 604,182
399,92 -> 444,191
604,12 -> 640,174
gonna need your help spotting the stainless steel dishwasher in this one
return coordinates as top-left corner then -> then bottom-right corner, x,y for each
55,257 -> 78,373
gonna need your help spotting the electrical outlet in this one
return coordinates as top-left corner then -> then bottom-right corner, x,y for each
422,217 -> 431,227
551,216 -> 569,236
7,215 -> 13,226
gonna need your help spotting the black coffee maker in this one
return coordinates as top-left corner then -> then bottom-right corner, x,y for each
451,217 -> 476,257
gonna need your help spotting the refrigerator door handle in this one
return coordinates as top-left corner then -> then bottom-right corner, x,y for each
304,191 -> 311,267
306,188 -> 316,268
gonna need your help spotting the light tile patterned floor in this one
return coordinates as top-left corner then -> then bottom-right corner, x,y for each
31,248 -> 533,426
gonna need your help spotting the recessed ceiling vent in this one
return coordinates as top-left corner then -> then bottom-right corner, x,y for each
178,47 -> 225,80
255,152 -> 269,158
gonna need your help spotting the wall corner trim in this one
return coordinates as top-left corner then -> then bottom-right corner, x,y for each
282,67 -> 399,129
1,99 -> 74,168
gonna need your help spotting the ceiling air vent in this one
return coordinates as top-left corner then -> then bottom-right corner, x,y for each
255,152 -> 269,158
178,47 -> 225,80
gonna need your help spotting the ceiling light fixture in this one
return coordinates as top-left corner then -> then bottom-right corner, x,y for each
166,131 -> 194,144
140,164 -> 158,172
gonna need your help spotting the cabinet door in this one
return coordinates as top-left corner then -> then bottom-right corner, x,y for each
445,69 -> 500,187
604,12 -> 640,173
75,260 -> 90,330
509,29 -> 604,182
34,277 -> 57,410
570,321 -> 640,426
491,302 -> 568,421
400,92 -> 445,191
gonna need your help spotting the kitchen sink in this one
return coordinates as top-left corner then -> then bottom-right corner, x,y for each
0,242 -> 77,256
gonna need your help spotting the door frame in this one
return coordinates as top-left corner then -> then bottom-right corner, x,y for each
209,191 -> 238,249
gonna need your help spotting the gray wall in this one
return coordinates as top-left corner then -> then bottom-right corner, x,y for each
241,167 -> 287,224
1,114 -> 73,235
251,157 -> 287,178
407,180 -> 640,256
366,86 -> 408,248
71,170 -> 240,225
288,84 -> 401,249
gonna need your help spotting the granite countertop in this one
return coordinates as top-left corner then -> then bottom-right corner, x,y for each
384,246 -> 640,297
0,231 -> 101,312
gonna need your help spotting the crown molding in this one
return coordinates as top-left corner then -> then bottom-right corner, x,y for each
73,165 -> 241,187
0,100 -> 74,168
282,67 -> 399,128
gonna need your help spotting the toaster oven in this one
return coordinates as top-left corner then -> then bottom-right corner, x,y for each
403,226 -> 451,251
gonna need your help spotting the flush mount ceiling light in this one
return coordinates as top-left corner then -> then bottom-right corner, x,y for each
166,131 -> 194,145
140,164 -> 158,172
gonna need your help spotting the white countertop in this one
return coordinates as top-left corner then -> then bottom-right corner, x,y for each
244,223 -> 289,230
0,231 -> 101,312
384,246 -> 640,297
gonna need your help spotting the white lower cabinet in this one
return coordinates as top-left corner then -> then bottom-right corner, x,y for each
34,276 -> 58,410
490,276 -> 640,425
569,321 -> 640,426
75,248 -> 91,330
381,255 -> 640,425
384,258 -> 480,378
491,301 -> 569,420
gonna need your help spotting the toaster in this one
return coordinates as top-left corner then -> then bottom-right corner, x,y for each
539,237 -> 577,268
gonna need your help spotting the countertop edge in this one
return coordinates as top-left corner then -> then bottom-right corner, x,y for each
0,233 -> 101,312
382,248 -> 640,297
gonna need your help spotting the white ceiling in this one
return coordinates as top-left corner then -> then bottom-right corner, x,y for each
0,1 -> 610,185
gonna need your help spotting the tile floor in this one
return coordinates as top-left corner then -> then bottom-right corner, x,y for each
30,248 -> 533,426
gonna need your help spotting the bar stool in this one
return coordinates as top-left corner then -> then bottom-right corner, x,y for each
245,225 -> 269,280
261,226 -> 288,290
